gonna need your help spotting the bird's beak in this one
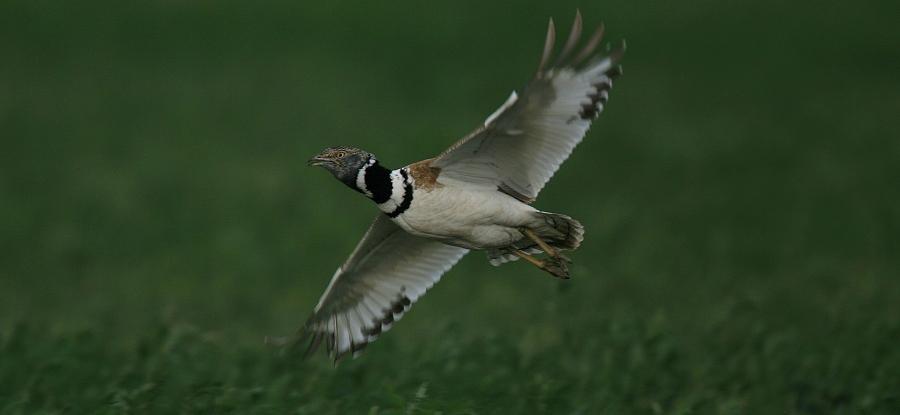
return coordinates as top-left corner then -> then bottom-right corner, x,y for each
307,156 -> 330,167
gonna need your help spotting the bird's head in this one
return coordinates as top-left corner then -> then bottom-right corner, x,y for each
308,146 -> 375,187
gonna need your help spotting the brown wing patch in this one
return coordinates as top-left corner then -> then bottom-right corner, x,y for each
408,159 -> 442,191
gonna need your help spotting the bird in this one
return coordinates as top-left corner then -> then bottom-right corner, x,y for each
275,11 -> 624,361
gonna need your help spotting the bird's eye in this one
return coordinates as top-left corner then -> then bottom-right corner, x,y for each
335,151 -> 346,158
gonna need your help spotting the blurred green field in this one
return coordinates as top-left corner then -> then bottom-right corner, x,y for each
2,0 -> 899,413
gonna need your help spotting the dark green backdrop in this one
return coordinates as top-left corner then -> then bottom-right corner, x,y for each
1,0 -> 898,413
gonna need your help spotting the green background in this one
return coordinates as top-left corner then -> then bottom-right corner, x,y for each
2,0 -> 898,413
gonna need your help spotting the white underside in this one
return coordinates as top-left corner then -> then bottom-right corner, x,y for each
389,176 -> 537,250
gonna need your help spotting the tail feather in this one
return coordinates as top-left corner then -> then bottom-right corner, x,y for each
535,212 -> 584,251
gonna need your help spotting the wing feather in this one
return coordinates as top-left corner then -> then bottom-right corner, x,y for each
434,13 -> 624,202
290,215 -> 468,361
554,10 -> 582,67
536,18 -> 556,75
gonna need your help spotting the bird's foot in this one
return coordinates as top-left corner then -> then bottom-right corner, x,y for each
542,255 -> 570,279
513,249 -> 571,279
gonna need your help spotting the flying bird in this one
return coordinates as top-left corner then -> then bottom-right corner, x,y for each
278,11 -> 624,361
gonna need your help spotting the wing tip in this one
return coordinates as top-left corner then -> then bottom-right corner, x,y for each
554,10 -> 583,67
537,17 -> 557,75
608,39 -> 627,65
572,21 -> 605,67
536,11 -> 623,73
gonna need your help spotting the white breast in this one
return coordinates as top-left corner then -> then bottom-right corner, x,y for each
390,176 -> 537,249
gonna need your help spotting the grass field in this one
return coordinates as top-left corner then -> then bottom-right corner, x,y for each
2,0 -> 899,413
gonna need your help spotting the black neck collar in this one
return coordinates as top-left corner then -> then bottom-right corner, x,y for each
355,158 -> 392,204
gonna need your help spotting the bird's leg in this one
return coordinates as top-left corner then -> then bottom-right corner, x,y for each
522,228 -> 570,263
513,249 -> 569,279
523,228 -> 558,256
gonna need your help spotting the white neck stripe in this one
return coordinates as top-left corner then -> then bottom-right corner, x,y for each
356,158 -> 376,198
377,167 -> 412,216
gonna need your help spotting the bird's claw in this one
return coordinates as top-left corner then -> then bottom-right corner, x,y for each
542,256 -> 570,279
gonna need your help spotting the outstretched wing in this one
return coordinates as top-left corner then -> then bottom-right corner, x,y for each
433,11 -> 624,203
290,214 -> 468,361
